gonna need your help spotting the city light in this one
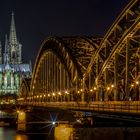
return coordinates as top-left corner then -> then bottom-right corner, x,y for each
111,85 -> 114,88
93,87 -> 97,90
107,87 -> 110,90
131,84 -> 134,87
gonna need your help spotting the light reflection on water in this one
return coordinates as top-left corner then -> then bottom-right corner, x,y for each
1,126 -> 140,140
16,134 -> 28,140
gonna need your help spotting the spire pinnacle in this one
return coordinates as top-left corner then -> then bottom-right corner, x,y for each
5,34 -> 8,53
12,11 -> 14,16
9,11 -> 18,45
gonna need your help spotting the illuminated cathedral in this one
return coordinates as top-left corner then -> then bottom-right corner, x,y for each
0,12 -> 31,96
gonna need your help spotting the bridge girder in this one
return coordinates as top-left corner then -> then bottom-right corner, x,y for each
83,0 -> 140,101
24,36 -> 99,102
19,0 -> 140,103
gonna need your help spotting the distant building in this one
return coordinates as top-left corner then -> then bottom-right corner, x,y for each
0,12 -> 31,96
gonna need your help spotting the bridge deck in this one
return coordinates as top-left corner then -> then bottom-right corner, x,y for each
19,101 -> 140,115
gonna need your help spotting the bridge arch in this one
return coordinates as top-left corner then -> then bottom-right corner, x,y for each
84,0 -> 140,101
29,36 -> 86,102
18,78 -> 31,100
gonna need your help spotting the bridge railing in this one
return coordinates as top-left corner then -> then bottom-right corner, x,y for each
18,101 -> 140,114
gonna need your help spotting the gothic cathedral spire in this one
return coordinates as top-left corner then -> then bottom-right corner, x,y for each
9,12 -> 22,64
0,41 -> 2,64
3,35 -> 10,64
9,12 -> 18,45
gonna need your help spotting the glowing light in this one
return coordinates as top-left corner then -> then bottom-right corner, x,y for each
93,87 -> 97,90
48,94 -> 50,97
58,92 -> 61,95
40,95 -> 42,98
44,95 -> 46,97
131,84 -> 134,87
77,91 -> 80,93
17,110 -> 20,113
90,89 -> 93,92
107,87 -> 110,90
37,95 -> 39,98
136,81 -> 139,85
111,85 -> 114,88
65,91 -> 69,94
52,121 -> 56,125
53,93 -> 55,96
80,89 -> 83,92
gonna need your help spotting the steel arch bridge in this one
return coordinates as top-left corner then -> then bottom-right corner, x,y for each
18,0 -> 140,114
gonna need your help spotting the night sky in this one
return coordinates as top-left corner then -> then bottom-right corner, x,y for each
0,0 -> 130,66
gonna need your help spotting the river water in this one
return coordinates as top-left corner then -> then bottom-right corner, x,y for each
0,127 -> 50,140
1,126 -> 140,140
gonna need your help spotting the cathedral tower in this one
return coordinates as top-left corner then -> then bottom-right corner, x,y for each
0,41 -> 2,63
9,12 -> 22,64
0,12 -> 31,97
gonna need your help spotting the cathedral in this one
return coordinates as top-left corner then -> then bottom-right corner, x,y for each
0,12 -> 31,98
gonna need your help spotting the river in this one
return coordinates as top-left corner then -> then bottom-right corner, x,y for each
1,126 -> 140,140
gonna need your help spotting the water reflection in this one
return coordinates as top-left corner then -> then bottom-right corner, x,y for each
16,134 -> 28,140
0,125 -> 140,140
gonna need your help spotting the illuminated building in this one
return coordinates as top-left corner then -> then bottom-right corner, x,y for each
0,12 -> 31,96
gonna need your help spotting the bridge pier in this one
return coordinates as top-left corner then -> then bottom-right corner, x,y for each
55,124 -> 74,140
17,111 -> 26,132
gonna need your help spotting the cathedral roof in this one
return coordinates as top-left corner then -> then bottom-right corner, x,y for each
0,64 -> 31,72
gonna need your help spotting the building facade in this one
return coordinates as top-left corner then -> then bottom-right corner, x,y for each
0,12 -> 31,96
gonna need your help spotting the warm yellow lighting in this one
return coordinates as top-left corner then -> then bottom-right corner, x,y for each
136,81 -> 139,85
37,95 -> 39,98
17,110 -> 20,113
58,92 -> 61,95
40,95 -> 42,98
107,87 -> 110,90
55,124 -> 74,140
65,91 -> 69,94
80,89 -> 83,92
90,89 -> 93,92
77,91 -> 80,93
48,94 -> 50,97
53,93 -> 55,96
111,85 -> 114,88
93,87 -> 97,90
44,95 -> 46,97
131,84 -> 134,87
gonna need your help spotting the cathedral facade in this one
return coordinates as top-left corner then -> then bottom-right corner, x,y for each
0,13 -> 31,97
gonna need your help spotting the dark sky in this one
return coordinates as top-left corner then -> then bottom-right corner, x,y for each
0,0 -> 130,66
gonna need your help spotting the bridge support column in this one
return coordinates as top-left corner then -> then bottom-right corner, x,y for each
81,79 -> 85,102
114,53 -> 118,101
104,68 -> 108,101
17,111 -> 26,132
55,124 -> 74,140
125,39 -> 130,101
81,92 -> 85,102
138,56 -> 140,101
